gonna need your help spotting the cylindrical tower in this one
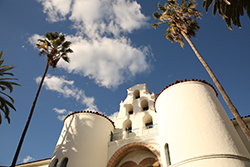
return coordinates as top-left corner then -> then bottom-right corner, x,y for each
49,111 -> 114,167
155,80 -> 250,167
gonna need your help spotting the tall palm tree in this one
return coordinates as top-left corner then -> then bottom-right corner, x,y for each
202,0 -> 250,30
11,32 -> 73,167
0,51 -> 20,124
151,0 -> 250,142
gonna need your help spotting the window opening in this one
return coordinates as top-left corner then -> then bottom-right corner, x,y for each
141,100 -> 149,111
52,158 -> 58,167
110,131 -> 113,142
60,157 -> 68,167
126,127 -> 132,134
165,144 -> 171,166
145,122 -> 153,129
126,104 -> 133,115
134,90 -> 140,99
123,119 -> 132,134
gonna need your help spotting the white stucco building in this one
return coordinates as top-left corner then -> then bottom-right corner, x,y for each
16,80 -> 250,167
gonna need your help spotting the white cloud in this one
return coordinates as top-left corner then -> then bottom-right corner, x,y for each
23,156 -> 34,163
56,36 -> 150,88
28,34 -> 44,47
112,0 -> 148,33
53,108 -> 67,114
57,115 -> 67,121
37,0 -> 72,22
108,111 -> 119,120
36,75 -> 98,111
38,0 -> 149,36
33,0 -> 152,89
53,108 -> 72,121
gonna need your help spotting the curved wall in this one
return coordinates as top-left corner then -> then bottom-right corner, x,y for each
155,81 -> 250,167
49,111 -> 114,167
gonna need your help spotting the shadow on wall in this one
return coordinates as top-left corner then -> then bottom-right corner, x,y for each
50,114 -> 96,165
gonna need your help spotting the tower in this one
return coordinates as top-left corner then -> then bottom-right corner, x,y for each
155,80 -> 250,167
49,111 -> 114,167
44,81 -> 250,167
107,83 -> 161,167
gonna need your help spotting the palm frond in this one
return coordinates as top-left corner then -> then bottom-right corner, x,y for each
62,41 -> 71,49
0,51 -> 19,124
37,32 -> 73,69
157,3 -> 166,12
152,0 -> 201,47
66,48 -> 73,53
61,55 -> 70,63
203,0 -> 250,30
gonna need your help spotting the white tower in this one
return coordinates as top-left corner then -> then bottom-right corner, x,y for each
107,84 -> 161,167
155,80 -> 250,167
49,111 -> 114,167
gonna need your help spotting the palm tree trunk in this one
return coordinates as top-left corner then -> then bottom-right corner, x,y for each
11,61 -> 50,167
181,31 -> 250,143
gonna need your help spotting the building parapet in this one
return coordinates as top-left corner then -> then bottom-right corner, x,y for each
110,124 -> 158,142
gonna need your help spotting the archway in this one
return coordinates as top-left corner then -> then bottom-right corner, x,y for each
106,142 -> 161,167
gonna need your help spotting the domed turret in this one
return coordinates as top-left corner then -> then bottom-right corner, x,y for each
155,80 -> 250,167
49,111 -> 114,167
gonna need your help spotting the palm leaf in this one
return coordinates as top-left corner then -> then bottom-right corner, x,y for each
203,0 -> 250,29
66,48 -> 73,53
36,32 -> 73,69
0,51 -> 19,124
61,55 -> 70,63
152,0 -> 201,47
0,91 -> 15,103
62,41 -> 71,49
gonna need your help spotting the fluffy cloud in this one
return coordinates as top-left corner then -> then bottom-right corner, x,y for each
37,0 -> 72,22
56,36 -> 150,88
28,34 -> 44,47
53,108 -> 67,114
53,108 -> 72,121
23,156 -> 34,163
36,75 -> 98,111
33,0 -> 152,89
38,0 -> 148,36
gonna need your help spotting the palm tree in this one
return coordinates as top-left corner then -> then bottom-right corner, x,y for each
11,32 -> 73,167
202,0 -> 250,30
151,0 -> 250,142
0,51 -> 20,124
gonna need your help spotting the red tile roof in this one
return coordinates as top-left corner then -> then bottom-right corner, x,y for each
63,110 -> 115,127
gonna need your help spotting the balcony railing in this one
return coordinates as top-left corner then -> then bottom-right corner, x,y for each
110,124 -> 158,142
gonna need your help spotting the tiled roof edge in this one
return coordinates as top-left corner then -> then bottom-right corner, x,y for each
63,110 -> 115,127
231,115 -> 250,121
154,79 -> 218,113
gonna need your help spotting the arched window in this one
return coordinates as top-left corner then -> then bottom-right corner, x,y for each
51,158 -> 58,167
165,144 -> 171,166
141,99 -> 149,111
123,119 -> 132,133
60,157 -> 68,167
126,104 -> 133,115
143,114 -> 153,129
134,90 -> 140,99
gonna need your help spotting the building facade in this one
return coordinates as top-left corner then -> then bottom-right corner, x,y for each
17,80 -> 250,167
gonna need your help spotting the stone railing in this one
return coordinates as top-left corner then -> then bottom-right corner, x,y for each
110,124 -> 158,142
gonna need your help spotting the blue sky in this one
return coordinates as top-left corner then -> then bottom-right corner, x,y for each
0,0 -> 250,165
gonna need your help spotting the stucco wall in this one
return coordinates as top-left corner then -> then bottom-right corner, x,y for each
49,112 -> 114,167
155,81 -> 250,167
